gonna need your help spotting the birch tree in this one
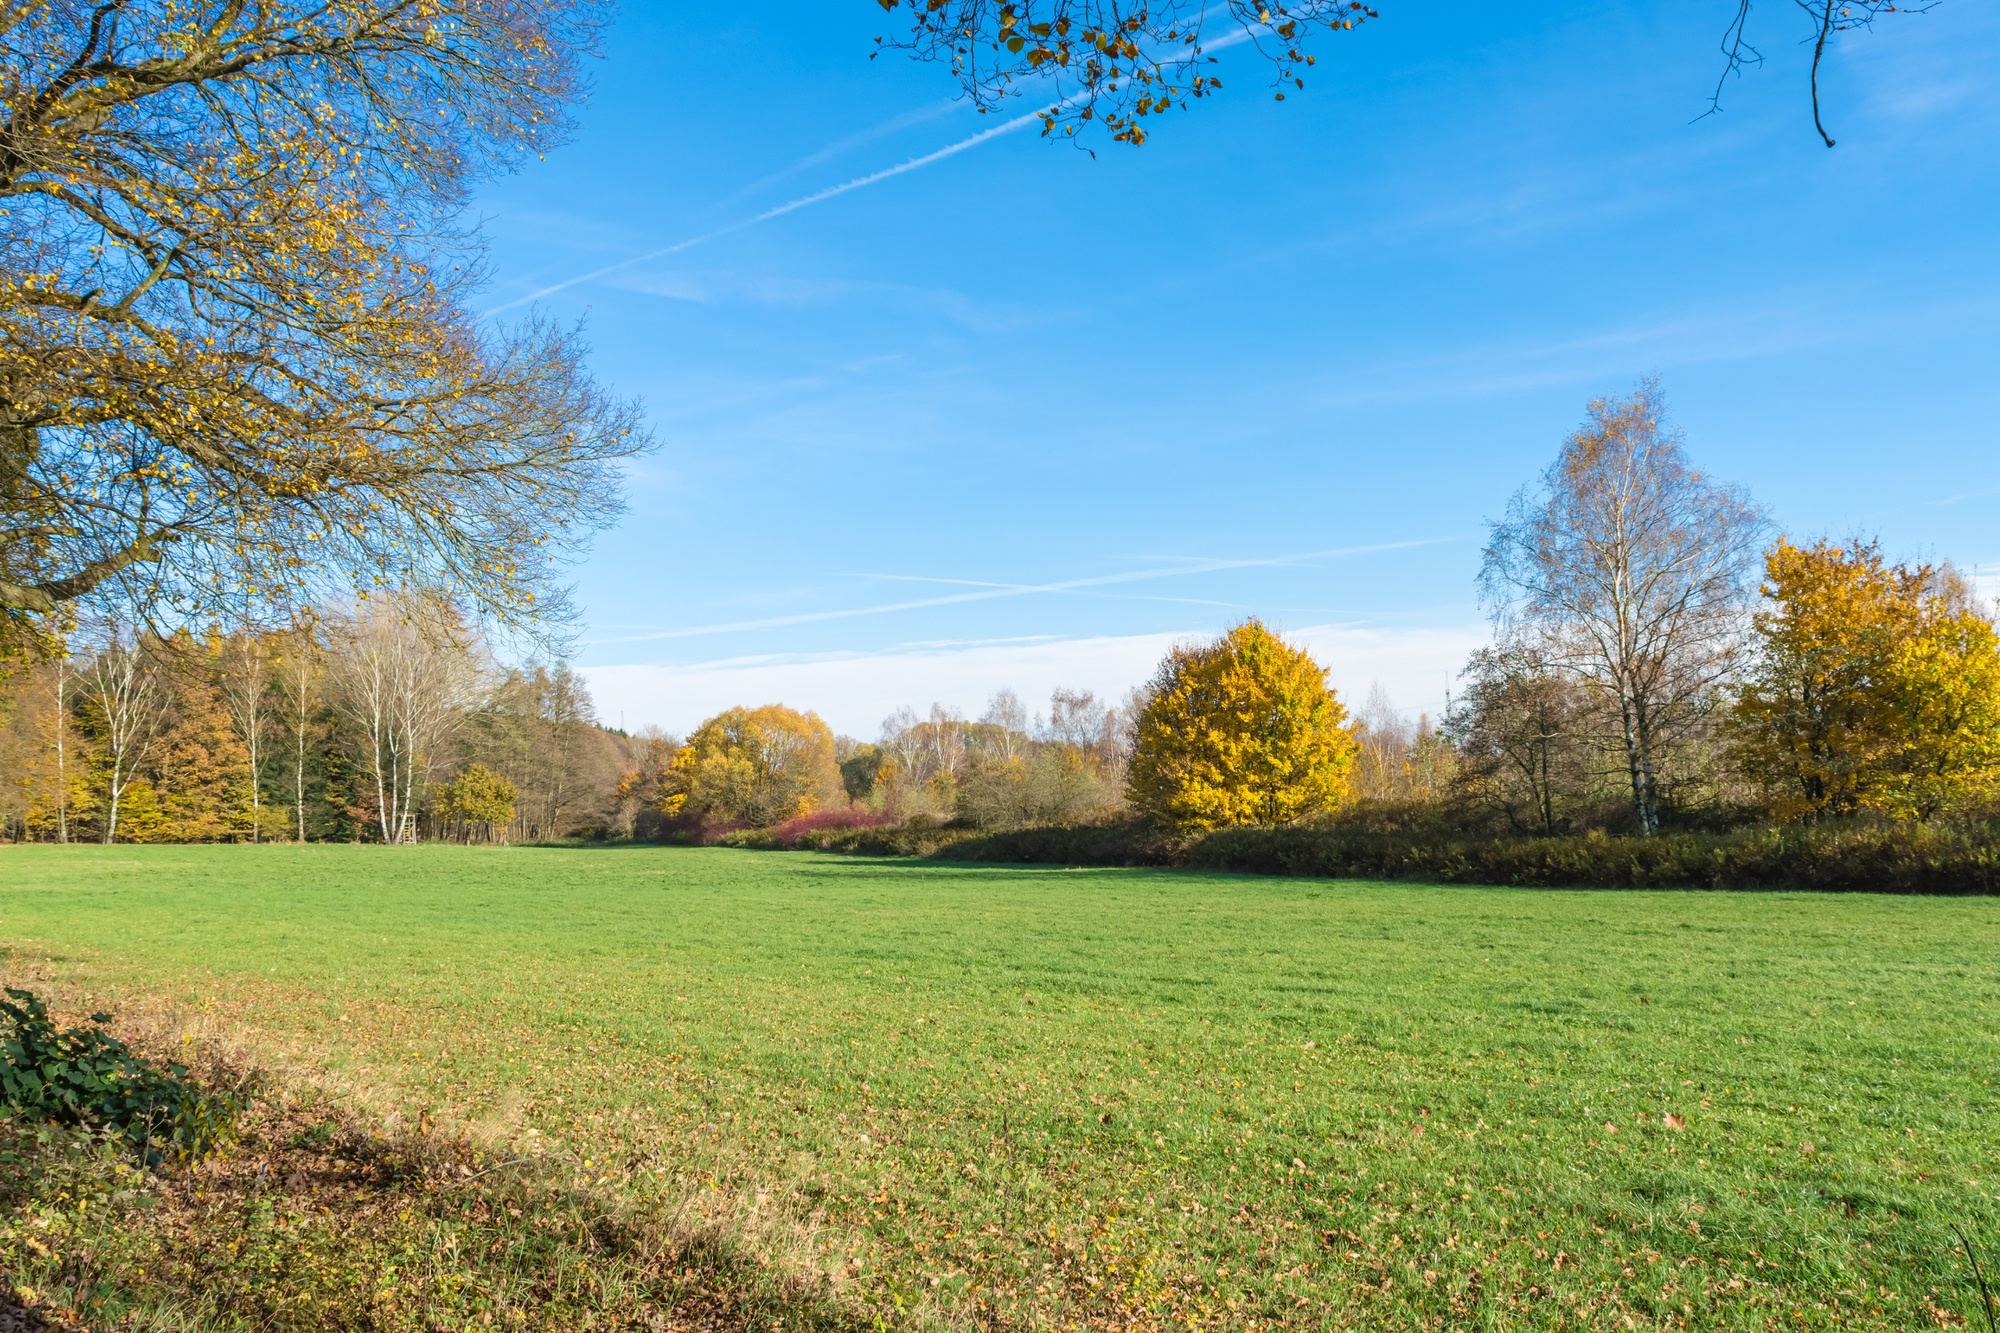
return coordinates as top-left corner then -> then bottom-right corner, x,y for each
222,632 -> 272,841
50,656 -> 71,843
274,629 -> 323,843
979,690 -> 1030,764
1480,380 -> 1766,835
82,629 -> 165,843
327,600 -> 480,845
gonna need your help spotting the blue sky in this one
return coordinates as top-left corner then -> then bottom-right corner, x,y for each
473,1 -> 2000,738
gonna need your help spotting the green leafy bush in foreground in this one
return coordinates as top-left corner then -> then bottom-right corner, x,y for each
0,988 -> 241,1160
804,816 -> 2000,892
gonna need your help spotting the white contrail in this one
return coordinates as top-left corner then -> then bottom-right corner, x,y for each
485,105 -> 1054,315
486,21 -> 1278,316
709,99 -> 964,212
587,538 -> 1457,645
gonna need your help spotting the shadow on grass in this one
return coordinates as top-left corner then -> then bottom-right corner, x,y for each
0,1086 -> 866,1333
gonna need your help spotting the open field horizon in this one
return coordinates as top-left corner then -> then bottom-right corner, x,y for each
2,844 -> 1997,1328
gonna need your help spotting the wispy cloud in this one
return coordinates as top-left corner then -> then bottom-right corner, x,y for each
584,538 -> 1460,646
582,617 -> 1487,737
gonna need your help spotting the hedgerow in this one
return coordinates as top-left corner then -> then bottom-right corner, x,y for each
803,817 -> 2000,893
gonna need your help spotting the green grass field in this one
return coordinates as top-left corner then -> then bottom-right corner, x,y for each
2,845 -> 1997,1330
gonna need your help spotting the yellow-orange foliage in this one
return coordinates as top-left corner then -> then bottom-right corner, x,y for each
663,705 -> 844,828
0,0 -> 643,654
1127,620 -> 1356,831
143,633 -> 254,843
882,0 -> 1375,147
1730,538 -> 2000,821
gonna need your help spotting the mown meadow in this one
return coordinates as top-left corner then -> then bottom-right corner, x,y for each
1,844 -> 1997,1330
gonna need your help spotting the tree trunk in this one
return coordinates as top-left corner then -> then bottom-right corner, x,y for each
53,670 -> 68,845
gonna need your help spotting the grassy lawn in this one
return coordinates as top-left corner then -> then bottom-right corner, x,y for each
1,844 -> 1996,1330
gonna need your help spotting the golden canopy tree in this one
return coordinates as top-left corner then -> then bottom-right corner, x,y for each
662,705 -> 844,828
0,0 -> 645,655
1126,619 -> 1356,831
145,631 -> 253,843
434,763 -> 519,845
1730,538 -> 2000,822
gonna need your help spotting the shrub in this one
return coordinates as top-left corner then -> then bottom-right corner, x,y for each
0,989 -> 240,1161
765,808 -> 903,849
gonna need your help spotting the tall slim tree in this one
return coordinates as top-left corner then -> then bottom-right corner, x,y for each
275,628 -> 323,843
50,655 -> 71,843
222,631 -> 272,841
1481,380 -> 1765,835
82,628 -> 165,843
534,662 -> 593,840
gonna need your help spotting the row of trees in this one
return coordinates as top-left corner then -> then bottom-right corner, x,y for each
639,382 -> 2000,842
0,600 -> 641,844
0,2 -> 1942,850
6,387 -> 1984,845
1450,533 -> 2000,836
618,687 -> 1144,835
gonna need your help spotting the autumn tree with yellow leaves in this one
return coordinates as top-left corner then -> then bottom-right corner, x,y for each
0,0 -> 645,656
1730,538 -> 2000,823
1126,620 -> 1356,831
433,763 -> 520,845
662,705 -> 845,829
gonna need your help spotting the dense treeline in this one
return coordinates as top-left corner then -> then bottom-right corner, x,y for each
0,599 -> 648,845
606,686 -> 1145,843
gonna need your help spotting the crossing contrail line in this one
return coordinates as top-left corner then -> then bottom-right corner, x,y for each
584,538 -> 1455,645
485,24 -> 1270,315
485,105 -> 1054,314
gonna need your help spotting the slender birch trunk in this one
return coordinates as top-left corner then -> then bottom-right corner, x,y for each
52,664 -> 69,845
86,634 -> 164,845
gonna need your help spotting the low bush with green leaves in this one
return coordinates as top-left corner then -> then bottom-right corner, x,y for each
0,988 -> 240,1160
